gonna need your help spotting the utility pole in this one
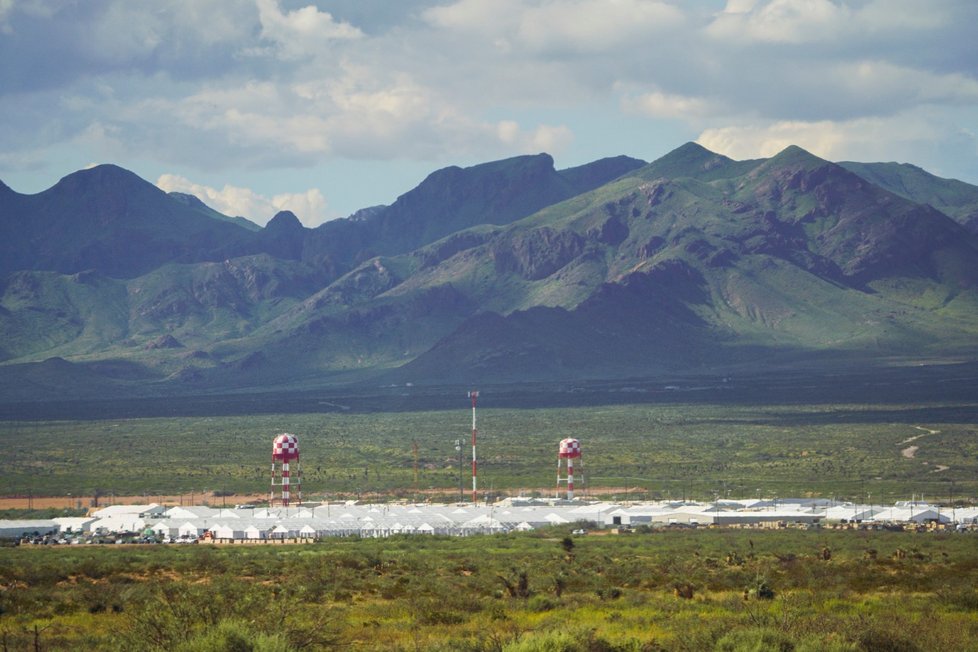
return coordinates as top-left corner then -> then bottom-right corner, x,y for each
455,439 -> 463,503
412,439 -> 419,499
948,478 -> 958,527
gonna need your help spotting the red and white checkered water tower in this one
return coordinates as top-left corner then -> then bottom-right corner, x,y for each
270,433 -> 302,507
557,438 -> 582,500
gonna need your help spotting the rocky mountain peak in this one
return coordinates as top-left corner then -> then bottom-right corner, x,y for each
265,210 -> 304,231
49,164 -> 159,197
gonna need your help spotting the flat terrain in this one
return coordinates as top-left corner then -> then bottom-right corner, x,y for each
3,366 -> 978,650
2,395 -> 976,503
2,528 -> 977,650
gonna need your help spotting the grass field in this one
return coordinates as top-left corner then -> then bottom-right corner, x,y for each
2,399 -> 977,504
3,374 -> 978,650
2,528 -> 977,650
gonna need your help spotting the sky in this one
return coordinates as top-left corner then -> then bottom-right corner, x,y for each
1,0 -> 976,227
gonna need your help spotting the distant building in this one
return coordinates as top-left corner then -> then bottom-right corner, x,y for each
0,520 -> 58,539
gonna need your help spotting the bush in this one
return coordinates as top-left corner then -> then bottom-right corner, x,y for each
528,595 -> 558,612
503,626 -> 638,652
172,619 -> 292,652
745,576 -> 775,600
499,569 -> 532,598
673,583 -> 695,599
714,627 -> 794,652
414,597 -> 467,625
596,587 -> 622,601
938,586 -> 978,610
855,629 -> 922,652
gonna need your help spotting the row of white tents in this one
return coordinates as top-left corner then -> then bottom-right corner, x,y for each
4,497 -> 977,541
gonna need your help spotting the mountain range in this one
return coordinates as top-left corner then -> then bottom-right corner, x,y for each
2,143 -> 977,401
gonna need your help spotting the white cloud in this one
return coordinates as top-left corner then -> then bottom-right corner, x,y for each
496,120 -> 521,144
0,0 -> 57,34
516,0 -> 684,54
424,0 -> 683,53
0,0 -> 13,34
256,0 -> 363,60
270,188 -> 330,226
855,0 -> 949,32
2,0 -> 977,204
621,89 -> 715,120
155,174 -> 333,227
113,58 -> 572,165
707,0 -> 952,45
423,0 -> 505,28
838,61 -> 978,107
708,0 -> 848,44
698,121 -> 849,161
527,124 -> 574,152
498,120 -> 573,152
695,112 -> 946,165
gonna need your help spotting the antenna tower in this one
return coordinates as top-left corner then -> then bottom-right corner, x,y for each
468,390 -> 479,503
412,439 -> 419,496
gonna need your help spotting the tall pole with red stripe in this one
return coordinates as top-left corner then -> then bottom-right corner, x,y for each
468,390 -> 479,503
557,438 -> 581,500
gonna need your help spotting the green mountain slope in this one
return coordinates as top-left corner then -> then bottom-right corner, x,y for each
0,270 -> 129,361
0,165 -> 264,278
840,161 -> 978,234
385,145 -> 978,381
2,145 -> 977,397
298,153 -> 646,270
0,153 -> 648,391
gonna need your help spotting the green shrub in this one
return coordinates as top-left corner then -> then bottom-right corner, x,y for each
938,586 -> 978,610
527,595 -> 559,612
413,597 -> 467,625
172,619 -> 292,652
855,629 -> 922,652
714,627 -> 794,652
503,626 -> 639,652
745,575 -> 776,600
596,587 -> 622,600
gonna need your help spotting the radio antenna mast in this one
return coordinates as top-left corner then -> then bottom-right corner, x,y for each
468,390 -> 479,503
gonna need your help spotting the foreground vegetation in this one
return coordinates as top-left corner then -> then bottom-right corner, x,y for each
1,528 -> 977,650
1,400 -> 977,503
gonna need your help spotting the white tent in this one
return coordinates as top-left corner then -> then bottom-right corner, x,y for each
178,522 -> 205,538
823,505 -> 877,522
53,517 -> 96,534
870,507 -> 949,524
92,504 -> 162,519
461,514 -> 505,532
90,516 -> 150,534
165,506 -> 217,520
953,508 -> 978,524
0,520 -> 58,539
211,524 -> 245,540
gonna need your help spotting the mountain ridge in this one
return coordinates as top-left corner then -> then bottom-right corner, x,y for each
2,144 -> 977,400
